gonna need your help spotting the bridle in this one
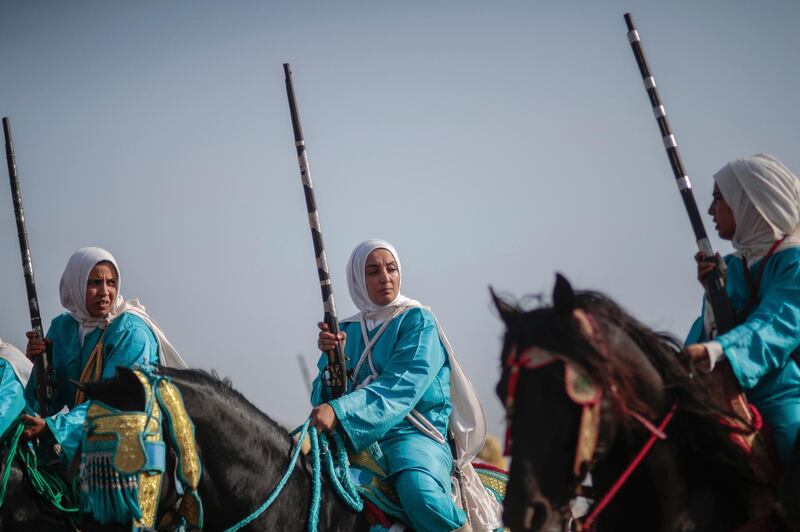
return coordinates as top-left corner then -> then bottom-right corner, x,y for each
502,344 -> 678,531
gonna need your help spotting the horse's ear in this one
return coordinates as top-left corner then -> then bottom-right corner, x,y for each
111,366 -> 143,390
490,286 -> 517,324
553,273 -> 575,318
116,366 -> 142,387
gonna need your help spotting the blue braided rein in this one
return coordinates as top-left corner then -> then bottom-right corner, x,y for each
223,419 -> 363,532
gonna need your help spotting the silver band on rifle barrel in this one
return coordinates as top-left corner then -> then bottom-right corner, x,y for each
295,140 -> 305,147
316,252 -> 329,271
320,279 -> 331,287
653,105 -> 666,119
22,250 -> 33,276
644,76 -> 656,90
308,211 -> 321,232
627,30 -> 640,43
676,176 -> 691,191
698,238 -> 714,257
663,134 -> 677,149
298,153 -> 312,187
323,294 -> 337,315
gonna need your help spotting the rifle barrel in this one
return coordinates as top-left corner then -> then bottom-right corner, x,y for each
623,14 -> 736,333
283,64 -> 348,398
3,117 -> 49,414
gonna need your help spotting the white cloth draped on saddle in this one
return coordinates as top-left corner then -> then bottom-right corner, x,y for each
0,338 -> 31,386
59,247 -> 188,369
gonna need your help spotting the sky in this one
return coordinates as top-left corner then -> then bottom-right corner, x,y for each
1,1 -> 798,437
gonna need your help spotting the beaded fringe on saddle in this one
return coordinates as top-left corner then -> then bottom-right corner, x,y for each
348,443 -> 509,529
79,440 -> 150,524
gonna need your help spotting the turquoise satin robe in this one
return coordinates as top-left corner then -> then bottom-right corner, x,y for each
0,359 -> 26,439
311,307 -> 466,531
687,247 -> 800,464
24,312 -> 159,462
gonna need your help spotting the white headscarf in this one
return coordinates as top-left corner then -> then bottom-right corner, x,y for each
343,239 -> 423,326
59,247 -> 188,368
713,154 -> 800,261
0,338 -> 32,385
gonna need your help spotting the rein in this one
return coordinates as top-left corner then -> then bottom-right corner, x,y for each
223,420 -> 363,532
0,418 -> 80,526
742,235 -> 787,313
579,401 -> 677,531
503,345 -> 679,531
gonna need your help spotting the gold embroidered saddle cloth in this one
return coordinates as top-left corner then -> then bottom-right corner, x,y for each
79,368 -> 203,530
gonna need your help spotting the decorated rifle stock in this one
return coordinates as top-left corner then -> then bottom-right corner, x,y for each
283,64 -> 348,399
3,117 -> 51,415
623,13 -> 735,334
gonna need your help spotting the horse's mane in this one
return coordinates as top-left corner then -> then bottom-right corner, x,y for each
159,366 -> 295,442
502,288 -> 752,474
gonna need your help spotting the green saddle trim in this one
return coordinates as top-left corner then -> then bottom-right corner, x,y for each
154,377 -> 203,528
474,465 -> 508,503
349,447 -> 509,527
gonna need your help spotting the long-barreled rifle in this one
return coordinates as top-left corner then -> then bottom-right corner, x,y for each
3,117 -> 51,416
622,16 -> 778,483
623,13 -> 735,334
283,64 -> 348,399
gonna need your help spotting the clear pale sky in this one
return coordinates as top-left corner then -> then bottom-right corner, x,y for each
1,1 -> 798,436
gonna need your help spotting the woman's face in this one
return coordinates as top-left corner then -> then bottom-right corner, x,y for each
709,184 -> 736,240
85,261 -> 118,318
365,248 -> 400,306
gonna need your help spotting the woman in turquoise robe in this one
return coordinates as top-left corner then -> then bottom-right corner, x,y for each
686,154 -> 800,465
23,247 -> 186,462
0,339 -> 31,439
312,240 -> 467,532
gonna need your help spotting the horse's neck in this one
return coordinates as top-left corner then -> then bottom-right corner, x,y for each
595,414 -> 749,531
182,379 -> 300,480
593,432 -> 686,530
608,326 -> 668,414
169,374 -> 363,531
174,378 -> 311,524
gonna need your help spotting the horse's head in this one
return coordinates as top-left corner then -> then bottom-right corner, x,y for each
493,274 -> 671,531
79,366 -> 147,411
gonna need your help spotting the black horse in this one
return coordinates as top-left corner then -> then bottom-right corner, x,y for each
82,366 -> 368,531
493,274 -> 777,531
0,458 -> 74,531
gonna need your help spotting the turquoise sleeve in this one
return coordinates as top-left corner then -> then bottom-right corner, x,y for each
717,260 -> 800,389
310,353 -> 331,407
23,324 -> 66,416
331,313 -> 444,451
45,401 -> 90,463
0,363 -> 26,439
22,367 -> 36,412
101,323 -> 159,379
685,314 -> 705,345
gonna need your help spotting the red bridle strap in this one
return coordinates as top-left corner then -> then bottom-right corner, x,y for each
503,347 -> 558,455
580,401 -> 678,530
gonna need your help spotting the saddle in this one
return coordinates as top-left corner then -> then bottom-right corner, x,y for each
704,362 -> 779,486
79,369 -> 203,530
347,443 -> 507,531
